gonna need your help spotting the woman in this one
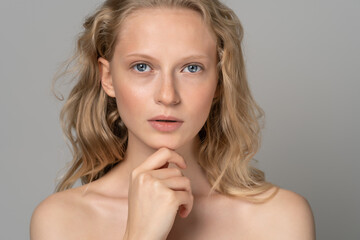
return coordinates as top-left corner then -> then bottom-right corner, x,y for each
30,0 -> 316,239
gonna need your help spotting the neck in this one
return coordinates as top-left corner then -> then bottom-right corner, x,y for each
102,131 -> 213,198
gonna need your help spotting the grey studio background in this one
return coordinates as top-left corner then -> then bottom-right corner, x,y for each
0,0 -> 359,239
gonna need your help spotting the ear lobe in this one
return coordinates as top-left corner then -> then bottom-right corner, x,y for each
98,57 -> 116,97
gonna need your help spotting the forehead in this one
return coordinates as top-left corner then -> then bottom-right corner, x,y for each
115,7 -> 217,57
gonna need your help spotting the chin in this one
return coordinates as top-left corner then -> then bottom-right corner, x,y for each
146,138 -> 187,151
148,142 -> 180,151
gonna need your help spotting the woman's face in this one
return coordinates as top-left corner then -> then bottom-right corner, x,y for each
99,7 -> 218,150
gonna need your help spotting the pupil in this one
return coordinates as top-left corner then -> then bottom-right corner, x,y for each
188,65 -> 197,73
137,64 -> 146,71
136,64 -> 198,72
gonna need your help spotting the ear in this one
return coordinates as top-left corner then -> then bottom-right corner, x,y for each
98,57 -> 115,97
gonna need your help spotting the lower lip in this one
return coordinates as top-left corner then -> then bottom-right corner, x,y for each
148,120 -> 183,132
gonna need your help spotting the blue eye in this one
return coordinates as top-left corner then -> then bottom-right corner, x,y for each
132,63 -> 151,72
184,64 -> 202,73
131,63 -> 202,73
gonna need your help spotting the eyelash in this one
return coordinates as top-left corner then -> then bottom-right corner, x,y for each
130,62 -> 203,74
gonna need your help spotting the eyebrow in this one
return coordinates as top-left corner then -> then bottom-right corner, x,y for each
124,53 -> 210,61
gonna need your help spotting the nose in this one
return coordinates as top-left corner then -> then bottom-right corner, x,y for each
155,73 -> 181,106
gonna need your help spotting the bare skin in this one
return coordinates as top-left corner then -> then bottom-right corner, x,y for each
30,170 -> 315,240
30,7 -> 316,240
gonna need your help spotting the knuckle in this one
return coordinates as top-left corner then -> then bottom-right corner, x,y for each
130,169 -> 137,180
184,178 -> 192,191
152,179 -> 162,189
138,172 -> 151,184
164,190 -> 176,203
173,168 -> 182,176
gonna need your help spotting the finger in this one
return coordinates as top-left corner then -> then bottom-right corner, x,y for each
159,162 -> 169,169
149,167 -> 184,179
160,176 -> 192,193
137,148 -> 187,173
173,191 -> 194,218
178,205 -> 189,218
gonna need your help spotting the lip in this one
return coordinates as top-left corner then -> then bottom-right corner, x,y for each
148,115 -> 184,132
148,115 -> 183,122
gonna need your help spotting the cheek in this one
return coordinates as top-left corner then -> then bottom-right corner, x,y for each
194,72 -> 218,114
199,92 -> 215,118
113,82 -> 149,122
185,83 -> 217,121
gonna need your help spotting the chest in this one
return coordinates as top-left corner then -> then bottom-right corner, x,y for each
85,210 -> 246,240
82,197 -> 261,240
166,211 -> 243,240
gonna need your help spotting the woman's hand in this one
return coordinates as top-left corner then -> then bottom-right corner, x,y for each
123,147 -> 194,240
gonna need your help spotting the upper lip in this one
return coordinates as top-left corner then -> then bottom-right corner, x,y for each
148,115 -> 183,122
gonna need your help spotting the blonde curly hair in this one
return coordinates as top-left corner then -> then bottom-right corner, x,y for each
53,0 -> 279,203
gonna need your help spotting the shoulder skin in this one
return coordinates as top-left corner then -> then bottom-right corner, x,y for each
254,188 -> 316,240
30,189 -> 90,240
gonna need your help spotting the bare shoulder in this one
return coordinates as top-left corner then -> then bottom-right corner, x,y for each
250,187 -> 316,240
30,186 -> 92,240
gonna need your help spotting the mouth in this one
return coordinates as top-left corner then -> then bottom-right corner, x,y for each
148,115 -> 184,132
153,120 -> 178,122
148,115 -> 183,122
